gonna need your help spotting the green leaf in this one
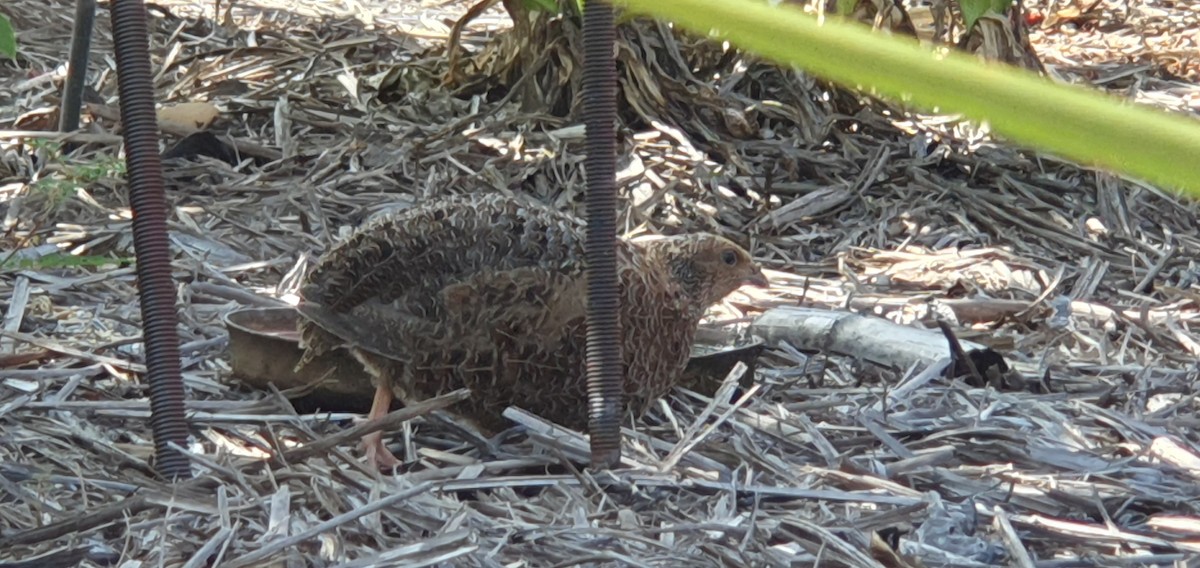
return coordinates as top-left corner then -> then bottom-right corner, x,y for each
523,0 -> 561,13
959,0 -> 1014,31
0,14 -> 15,60
523,0 -> 584,18
616,0 -> 1200,196
0,253 -> 132,272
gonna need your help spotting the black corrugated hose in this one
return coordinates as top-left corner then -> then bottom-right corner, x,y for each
581,0 -> 624,470
108,0 -> 192,480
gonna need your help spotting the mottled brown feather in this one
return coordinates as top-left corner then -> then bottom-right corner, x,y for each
295,192 -> 766,433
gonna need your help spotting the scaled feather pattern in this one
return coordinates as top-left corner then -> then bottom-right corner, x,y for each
295,192 -> 767,433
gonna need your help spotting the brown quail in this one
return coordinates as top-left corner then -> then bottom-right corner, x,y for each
295,192 -> 768,468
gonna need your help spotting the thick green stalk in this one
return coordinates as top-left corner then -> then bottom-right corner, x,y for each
618,0 -> 1200,195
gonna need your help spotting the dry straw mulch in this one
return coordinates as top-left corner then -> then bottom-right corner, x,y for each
2,0 -> 1200,565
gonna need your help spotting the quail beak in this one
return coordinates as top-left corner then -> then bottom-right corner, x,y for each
744,267 -> 769,288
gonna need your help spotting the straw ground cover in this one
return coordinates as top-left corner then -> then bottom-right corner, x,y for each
1,0 -> 1199,565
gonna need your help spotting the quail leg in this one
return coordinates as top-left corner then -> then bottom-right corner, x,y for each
362,383 -> 402,470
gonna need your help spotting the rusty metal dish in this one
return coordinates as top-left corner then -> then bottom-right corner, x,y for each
223,306 -> 765,413
223,307 -> 375,413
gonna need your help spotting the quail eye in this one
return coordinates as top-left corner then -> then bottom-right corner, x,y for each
721,250 -> 737,265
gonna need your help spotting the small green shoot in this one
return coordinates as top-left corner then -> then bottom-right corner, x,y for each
0,14 -> 14,59
27,138 -> 61,153
29,177 -> 78,208
958,0 -> 1014,31
522,0 -> 583,19
523,0 -> 559,12
26,142 -> 126,209
73,154 -> 127,183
